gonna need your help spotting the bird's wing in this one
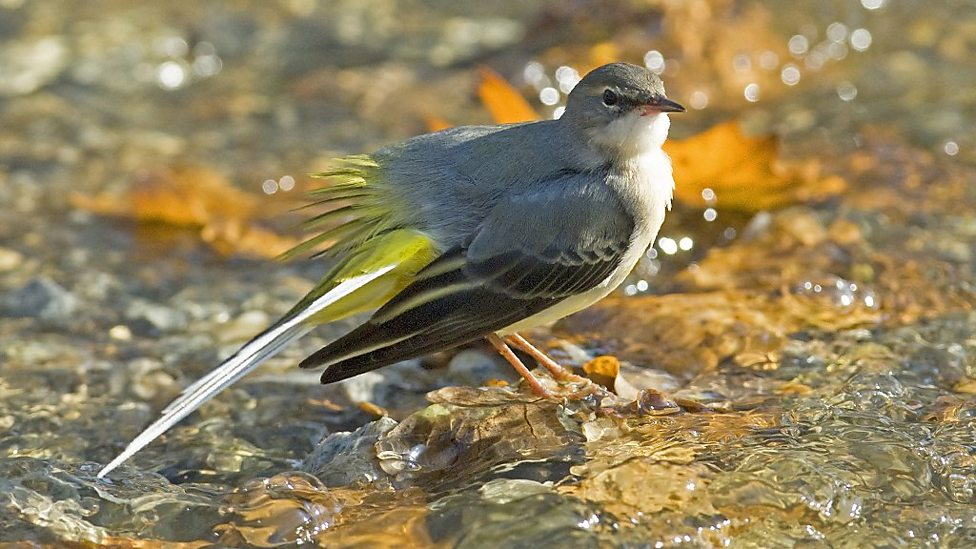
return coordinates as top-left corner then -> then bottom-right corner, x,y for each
301,171 -> 636,381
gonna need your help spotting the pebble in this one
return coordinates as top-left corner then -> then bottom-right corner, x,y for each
125,299 -> 189,333
216,309 -> 270,342
0,277 -> 79,321
0,36 -> 68,96
0,247 -> 23,271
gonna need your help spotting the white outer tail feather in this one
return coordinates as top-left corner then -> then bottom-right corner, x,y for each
97,265 -> 397,479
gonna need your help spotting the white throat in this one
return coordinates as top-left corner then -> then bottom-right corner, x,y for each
606,112 -> 676,238
591,111 -> 672,160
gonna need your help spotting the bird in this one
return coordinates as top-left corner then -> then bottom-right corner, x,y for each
97,62 -> 684,478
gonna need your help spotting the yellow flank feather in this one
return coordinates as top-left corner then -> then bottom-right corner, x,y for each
281,155 -> 398,261
304,228 -> 438,324
280,155 -> 439,325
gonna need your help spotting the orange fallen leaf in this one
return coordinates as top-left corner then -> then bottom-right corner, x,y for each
587,42 -> 624,69
358,401 -> 390,418
72,166 -> 300,258
73,166 -> 262,225
476,66 -> 539,124
485,378 -> 511,388
200,217 -> 300,259
423,114 -> 453,132
583,355 -> 621,389
666,121 -> 847,211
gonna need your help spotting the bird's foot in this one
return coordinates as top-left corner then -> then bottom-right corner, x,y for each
485,331 -> 714,411
486,333 -> 552,397
487,333 -> 601,400
504,333 -> 587,383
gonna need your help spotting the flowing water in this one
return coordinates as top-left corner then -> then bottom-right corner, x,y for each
1,0 -> 976,546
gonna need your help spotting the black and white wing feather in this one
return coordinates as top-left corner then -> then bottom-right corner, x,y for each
300,172 -> 636,382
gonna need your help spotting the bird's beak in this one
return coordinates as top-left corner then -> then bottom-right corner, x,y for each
640,96 -> 686,115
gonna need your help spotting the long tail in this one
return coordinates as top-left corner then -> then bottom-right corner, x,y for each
98,153 -> 438,478
96,264 -> 396,478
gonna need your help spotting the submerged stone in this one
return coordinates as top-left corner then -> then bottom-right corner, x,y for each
0,277 -> 79,322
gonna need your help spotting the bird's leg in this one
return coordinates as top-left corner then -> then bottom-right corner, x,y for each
486,333 -> 551,398
505,333 -> 585,382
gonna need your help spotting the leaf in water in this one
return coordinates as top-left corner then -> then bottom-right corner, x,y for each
72,166 -> 300,258
95,536 -> 211,548
476,66 -> 540,124
665,121 -> 847,211
200,217 -> 300,260
73,166 -> 259,225
582,355 -> 620,390
423,114 -> 453,132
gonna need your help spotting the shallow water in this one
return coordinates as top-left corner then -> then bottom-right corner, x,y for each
2,0 -> 976,546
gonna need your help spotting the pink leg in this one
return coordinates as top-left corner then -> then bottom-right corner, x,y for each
486,333 -> 551,397
505,333 -> 583,382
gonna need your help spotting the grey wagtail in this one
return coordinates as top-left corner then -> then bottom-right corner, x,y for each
98,62 -> 685,478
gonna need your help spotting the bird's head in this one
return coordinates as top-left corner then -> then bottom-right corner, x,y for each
562,62 -> 684,162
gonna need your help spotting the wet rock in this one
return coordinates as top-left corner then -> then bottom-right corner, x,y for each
124,298 -> 189,334
334,360 -> 445,414
0,5 -> 24,41
0,277 -> 79,322
215,309 -> 271,343
123,357 -> 179,401
374,387 -> 584,491
0,36 -> 68,96
302,417 -> 398,488
352,344 -> 530,399
0,247 -> 23,271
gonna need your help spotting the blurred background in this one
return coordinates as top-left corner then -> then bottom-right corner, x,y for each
2,0 -> 976,546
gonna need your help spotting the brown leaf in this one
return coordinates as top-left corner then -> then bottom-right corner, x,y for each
476,66 -> 540,125
200,218 -> 300,260
358,401 -> 390,418
423,114 -> 453,132
665,121 -> 846,211
73,166 -> 260,225
582,355 -> 620,389
72,166 -> 300,259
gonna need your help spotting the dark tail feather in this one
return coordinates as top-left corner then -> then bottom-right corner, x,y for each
304,309 -> 508,384
313,328 -> 484,384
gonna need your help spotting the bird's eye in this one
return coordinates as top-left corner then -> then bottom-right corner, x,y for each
602,89 -> 618,107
